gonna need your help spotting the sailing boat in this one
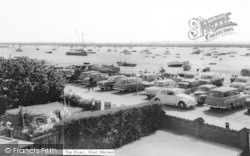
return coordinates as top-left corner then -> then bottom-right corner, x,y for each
66,33 -> 87,56
117,47 -> 137,67
16,43 -> 23,52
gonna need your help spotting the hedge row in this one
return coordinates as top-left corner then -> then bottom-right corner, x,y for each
55,102 -> 165,149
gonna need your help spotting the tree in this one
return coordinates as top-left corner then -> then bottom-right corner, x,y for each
0,57 -> 65,107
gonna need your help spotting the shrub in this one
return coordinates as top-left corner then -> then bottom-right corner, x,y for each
64,94 -> 95,110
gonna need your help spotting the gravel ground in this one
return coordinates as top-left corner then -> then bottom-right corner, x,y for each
115,130 -> 242,156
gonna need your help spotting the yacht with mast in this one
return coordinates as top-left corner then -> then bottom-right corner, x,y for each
66,33 -> 87,56
117,47 -> 137,67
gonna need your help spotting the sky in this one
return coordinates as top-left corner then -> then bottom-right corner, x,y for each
0,0 -> 249,43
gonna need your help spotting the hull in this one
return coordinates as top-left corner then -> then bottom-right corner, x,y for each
117,62 -> 137,67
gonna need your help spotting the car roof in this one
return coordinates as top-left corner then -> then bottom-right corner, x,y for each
110,75 -> 126,78
200,72 -> 218,76
210,87 -> 237,92
161,87 -> 184,92
178,79 -> 199,83
81,70 -> 99,74
236,76 -> 250,80
199,84 -> 217,88
155,79 -> 174,83
120,77 -> 140,80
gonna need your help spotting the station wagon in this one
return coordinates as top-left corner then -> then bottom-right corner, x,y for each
230,76 -> 250,92
206,87 -> 249,109
113,77 -> 144,92
97,75 -> 127,90
176,79 -> 200,94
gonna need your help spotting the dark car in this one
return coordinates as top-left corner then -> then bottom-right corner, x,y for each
113,77 -> 144,92
191,84 -> 217,105
82,72 -> 108,86
97,75 -> 127,90
198,73 -> 224,86
176,79 -> 200,94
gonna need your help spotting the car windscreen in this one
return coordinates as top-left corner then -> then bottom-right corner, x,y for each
201,75 -> 212,79
235,78 -> 247,83
184,74 -> 194,79
197,87 -> 209,92
116,79 -> 126,84
154,82 -> 163,87
209,91 -> 222,98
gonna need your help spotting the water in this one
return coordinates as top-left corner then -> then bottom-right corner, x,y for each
0,45 -> 249,76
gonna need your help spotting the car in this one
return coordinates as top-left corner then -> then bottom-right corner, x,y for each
162,71 -> 181,82
76,71 -> 100,83
198,73 -> 224,86
144,79 -> 176,98
141,74 -> 161,87
97,75 -> 127,90
230,76 -> 250,92
182,72 -> 199,80
81,72 -> 108,85
191,84 -> 217,105
113,77 -> 144,92
243,86 -> 250,95
153,88 -> 197,109
176,79 -> 200,94
205,87 -> 250,109
54,66 -> 75,80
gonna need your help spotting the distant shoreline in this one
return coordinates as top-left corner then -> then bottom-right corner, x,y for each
1,42 -> 250,48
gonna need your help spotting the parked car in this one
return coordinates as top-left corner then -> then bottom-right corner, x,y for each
76,71 -> 100,83
205,87 -> 249,109
198,73 -> 224,86
153,88 -> 197,109
176,79 -> 200,94
243,86 -> 250,95
243,98 -> 250,113
81,72 -> 108,85
230,76 -> 250,92
183,72 -> 199,80
113,77 -> 144,92
191,84 -> 217,105
141,74 -> 161,87
162,71 -> 181,82
145,79 -> 176,98
54,66 -> 74,80
97,75 -> 127,90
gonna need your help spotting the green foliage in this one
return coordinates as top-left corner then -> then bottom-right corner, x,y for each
0,57 -> 65,107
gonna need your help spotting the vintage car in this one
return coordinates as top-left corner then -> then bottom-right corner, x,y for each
230,76 -> 250,92
97,75 -> 127,90
54,66 -> 75,80
198,73 -> 224,86
175,79 -> 200,94
243,86 -> 250,95
205,87 -> 250,109
141,74 -> 161,87
113,77 -> 144,92
81,72 -> 108,85
76,70 -> 100,83
183,72 -> 199,80
162,71 -> 181,82
145,79 -> 176,98
191,84 -> 217,105
153,88 -> 197,109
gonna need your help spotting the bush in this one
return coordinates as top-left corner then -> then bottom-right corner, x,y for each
0,57 -> 65,108
64,94 -> 95,110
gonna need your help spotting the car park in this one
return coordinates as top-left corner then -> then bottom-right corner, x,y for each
97,75 -> 127,90
113,77 -> 144,92
153,88 -> 197,109
230,76 -> 250,92
176,79 -> 200,94
205,87 -> 249,109
198,73 -> 224,86
191,84 -> 217,105
144,79 -> 176,98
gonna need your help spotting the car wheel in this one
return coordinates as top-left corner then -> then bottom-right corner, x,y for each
178,101 -> 186,109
